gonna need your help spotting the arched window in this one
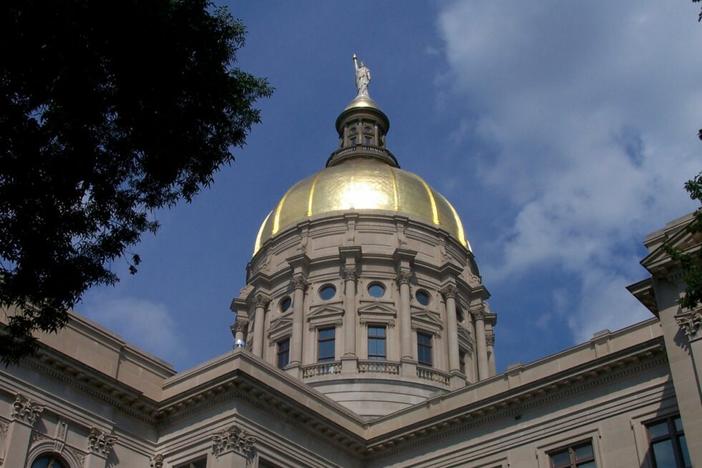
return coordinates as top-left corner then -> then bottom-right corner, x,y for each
31,454 -> 69,468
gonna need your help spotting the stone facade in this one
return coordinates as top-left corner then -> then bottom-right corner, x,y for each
0,85 -> 700,467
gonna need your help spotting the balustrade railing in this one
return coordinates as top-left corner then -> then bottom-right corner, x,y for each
358,360 -> 400,375
301,361 -> 341,378
416,366 -> 450,386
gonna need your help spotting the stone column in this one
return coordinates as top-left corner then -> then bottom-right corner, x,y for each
252,293 -> 270,357
290,274 -> 307,369
473,308 -> 489,380
343,267 -> 358,355
486,328 -> 496,377
211,424 -> 256,468
442,285 -> 460,373
339,246 -> 361,374
84,427 -> 117,468
397,270 -> 413,361
3,394 -> 43,468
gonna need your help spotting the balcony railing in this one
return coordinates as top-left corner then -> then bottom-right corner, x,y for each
358,360 -> 400,375
416,366 -> 450,386
301,361 -> 341,378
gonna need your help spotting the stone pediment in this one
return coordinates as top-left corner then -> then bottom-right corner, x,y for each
358,302 -> 396,327
268,313 -> 293,340
410,309 -> 443,334
641,215 -> 702,272
307,304 -> 345,330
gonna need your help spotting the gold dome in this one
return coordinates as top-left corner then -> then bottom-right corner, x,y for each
253,157 -> 470,254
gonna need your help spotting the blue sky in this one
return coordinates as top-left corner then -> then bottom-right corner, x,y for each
78,1 -> 702,372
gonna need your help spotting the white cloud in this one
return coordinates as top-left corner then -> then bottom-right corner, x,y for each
81,296 -> 182,361
437,1 -> 701,340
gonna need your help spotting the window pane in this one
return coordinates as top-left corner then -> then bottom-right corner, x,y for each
549,450 -> 571,467
679,435 -> 691,468
574,443 -> 594,461
648,421 -> 670,439
319,328 -> 335,340
319,285 -> 336,300
415,290 -> 430,306
577,462 -> 596,468
368,326 -> 385,338
368,283 -> 385,298
651,440 -> 676,468
319,341 -> 334,360
673,417 -> 683,432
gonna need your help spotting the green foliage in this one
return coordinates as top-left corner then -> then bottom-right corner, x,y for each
0,0 -> 272,363
666,172 -> 702,310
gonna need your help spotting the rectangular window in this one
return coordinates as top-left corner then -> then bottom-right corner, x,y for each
417,331 -> 433,366
368,325 -> 386,360
277,338 -> 290,369
318,327 -> 335,362
646,415 -> 691,468
549,440 -> 596,468
176,458 -> 207,468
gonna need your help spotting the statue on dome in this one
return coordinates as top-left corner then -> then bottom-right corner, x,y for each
353,53 -> 371,97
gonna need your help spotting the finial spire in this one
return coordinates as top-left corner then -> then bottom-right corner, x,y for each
352,53 -> 371,97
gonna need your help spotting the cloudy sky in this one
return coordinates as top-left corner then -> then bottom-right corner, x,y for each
78,1 -> 702,372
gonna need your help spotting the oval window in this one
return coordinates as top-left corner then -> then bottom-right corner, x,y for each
319,284 -> 336,301
32,455 -> 68,468
279,296 -> 292,312
415,289 -> 430,306
368,283 -> 385,298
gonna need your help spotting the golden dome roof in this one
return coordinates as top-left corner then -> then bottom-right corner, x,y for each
253,58 -> 470,256
253,157 -> 470,254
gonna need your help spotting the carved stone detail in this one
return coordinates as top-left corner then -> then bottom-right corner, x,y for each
212,425 -> 256,459
11,394 -> 44,426
675,308 -> 702,339
396,270 -> 412,285
88,427 -> 117,456
150,454 -> 165,468
342,267 -> 358,282
485,329 -> 496,347
232,318 -> 249,333
291,274 -> 308,291
255,293 -> 271,308
441,284 -> 458,300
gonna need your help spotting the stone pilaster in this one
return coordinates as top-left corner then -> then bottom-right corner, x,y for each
3,394 -> 43,468
471,305 -> 489,381
486,328 -> 496,377
84,427 -> 117,468
252,293 -> 271,357
340,246 -> 361,373
211,424 -> 256,467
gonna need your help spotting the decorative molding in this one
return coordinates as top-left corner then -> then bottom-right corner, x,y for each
291,274 -> 308,291
232,318 -> 249,333
255,293 -> 271,308
440,284 -> 458,300
675,307 -> 702,339
358,302 -> 397,327
212,424 -> 256,459
88,427 -> 118,456
485,329 -> 496,347
342,267 -> 358,282
11,394 -> 44,426
396,270 -> 413,285
150,454 -> 165,468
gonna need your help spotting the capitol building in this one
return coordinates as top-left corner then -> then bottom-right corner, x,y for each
0,59 -> 701,468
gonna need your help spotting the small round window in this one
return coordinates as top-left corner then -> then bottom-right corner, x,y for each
279,296 -> 292,312
32,454 -> 68,468
368,283 -> 385,298
415,289 -> 430,306
319,284 -> 336,300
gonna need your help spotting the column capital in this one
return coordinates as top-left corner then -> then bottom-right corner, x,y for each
291,274 -> 308,291
675,308 -> 702,340
485,329 -> 496,346
150,454 -> 164,468
440,283 -> 458,299
11,394 -> 43,426
396,270 -> 413,285
212,424 -> 256,460
342,266 -> 358,282
254,292 -> 271,308
88,427 -> 117,457
231,318 -> 249,334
